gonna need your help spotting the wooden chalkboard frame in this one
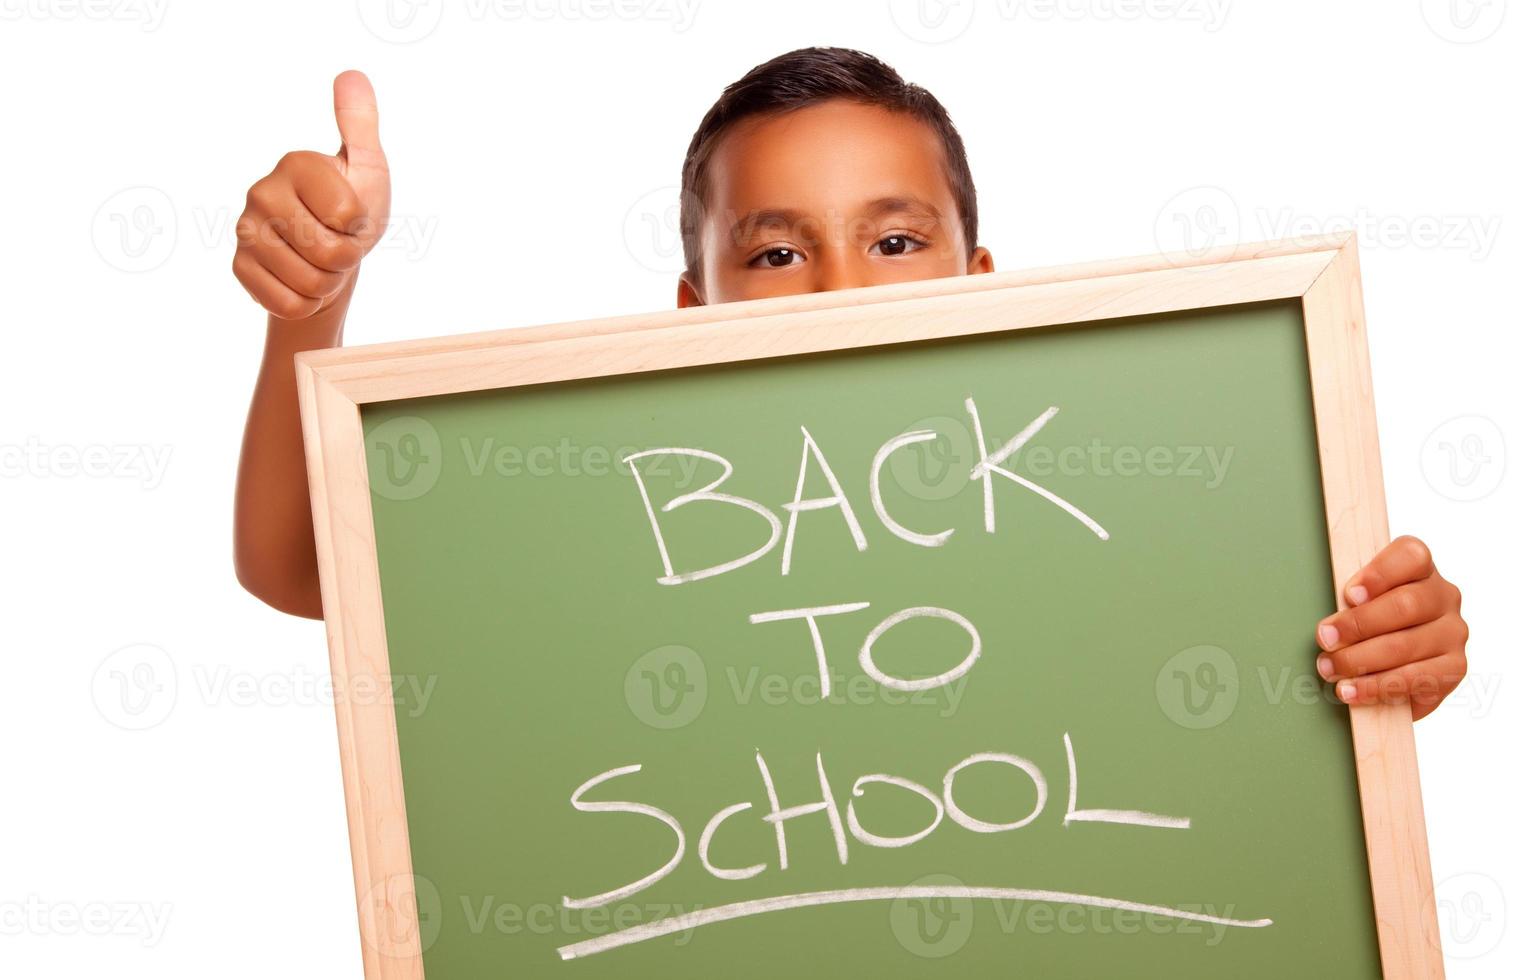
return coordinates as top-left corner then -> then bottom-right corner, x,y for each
296,232 -> 1442,980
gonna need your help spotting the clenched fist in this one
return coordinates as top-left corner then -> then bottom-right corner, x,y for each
233,70 -> 391,320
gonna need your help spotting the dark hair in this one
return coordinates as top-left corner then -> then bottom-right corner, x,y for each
679,47 -> 979,282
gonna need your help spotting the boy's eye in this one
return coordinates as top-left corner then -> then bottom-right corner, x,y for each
750,247 -> 804,269
872,234 -> 927,257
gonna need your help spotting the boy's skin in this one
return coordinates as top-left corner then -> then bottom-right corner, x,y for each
233,71 -> 1468,719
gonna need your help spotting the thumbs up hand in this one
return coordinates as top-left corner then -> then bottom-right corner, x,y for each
233,71 -> 391,320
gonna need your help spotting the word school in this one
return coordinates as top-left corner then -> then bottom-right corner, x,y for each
563,733 -> 1191,910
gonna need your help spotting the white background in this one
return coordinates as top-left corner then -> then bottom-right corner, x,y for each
1,0 -> 1511,976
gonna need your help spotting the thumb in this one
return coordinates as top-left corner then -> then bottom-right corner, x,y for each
333,70 -> 383,161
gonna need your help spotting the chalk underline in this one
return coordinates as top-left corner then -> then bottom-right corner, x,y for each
555,885 -> 1273,960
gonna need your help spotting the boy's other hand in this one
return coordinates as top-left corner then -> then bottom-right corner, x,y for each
1315,536 -> 1469,720
233,70 -> 391,320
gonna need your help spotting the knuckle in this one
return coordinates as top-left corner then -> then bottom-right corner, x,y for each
317,239 -> 363,271
276,215 -> 321,252
244,214 -> 283,248
297,266 -> 343,298
1377,672 -> 1410,703
234,213 -> 260,247
346,214 -> 380,240
276,264 -> 319,298
1409,672 -> 1442,705
275,149 -> 318,173
326,195 -> 366,232
245,179 -> 282,216
1383,631 -> 1413,667
293,162 -> 350,207
318,271 -> 350,297
1390,589 -> 1423,624
1343,607 -> 1367,642
268,292 -> 317,321
1398,535 -> 1434,575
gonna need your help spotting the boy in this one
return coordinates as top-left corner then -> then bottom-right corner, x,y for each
232,48 -> 1467,718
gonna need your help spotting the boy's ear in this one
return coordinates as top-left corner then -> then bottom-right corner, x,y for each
677,273 -> 706,308
967,246 -> 995,275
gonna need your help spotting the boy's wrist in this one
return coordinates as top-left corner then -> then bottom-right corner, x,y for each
263,272 -> 355,356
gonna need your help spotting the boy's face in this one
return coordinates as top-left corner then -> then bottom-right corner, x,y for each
679,100 -> 994,307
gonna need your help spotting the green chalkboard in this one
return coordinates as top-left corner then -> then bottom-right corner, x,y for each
361,300 -> 1379,978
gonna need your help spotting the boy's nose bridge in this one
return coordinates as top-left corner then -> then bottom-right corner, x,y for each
815,246 -> 870,293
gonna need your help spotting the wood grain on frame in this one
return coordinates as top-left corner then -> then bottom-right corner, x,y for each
297,365 -> 424,980
296,233 -> 1440,979
1300,238 -> 1444,979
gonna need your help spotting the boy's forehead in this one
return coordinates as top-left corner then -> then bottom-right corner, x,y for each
702,100 -> 957,226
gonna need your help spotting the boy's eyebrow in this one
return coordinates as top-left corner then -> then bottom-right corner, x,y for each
728,197 -> 946,245
733,208 -> 806,234
862,196 -> 944,223
737,198 -> 943,226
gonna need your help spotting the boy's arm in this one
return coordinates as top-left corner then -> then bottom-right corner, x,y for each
231,71 -> 390,618
233,283 -> 353,618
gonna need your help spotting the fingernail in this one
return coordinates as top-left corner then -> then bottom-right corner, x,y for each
1317,655 -> 1335,680
1337,680 -> 1357,703
1318,623 -> 1340,650
1347,585 -> 1369,605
